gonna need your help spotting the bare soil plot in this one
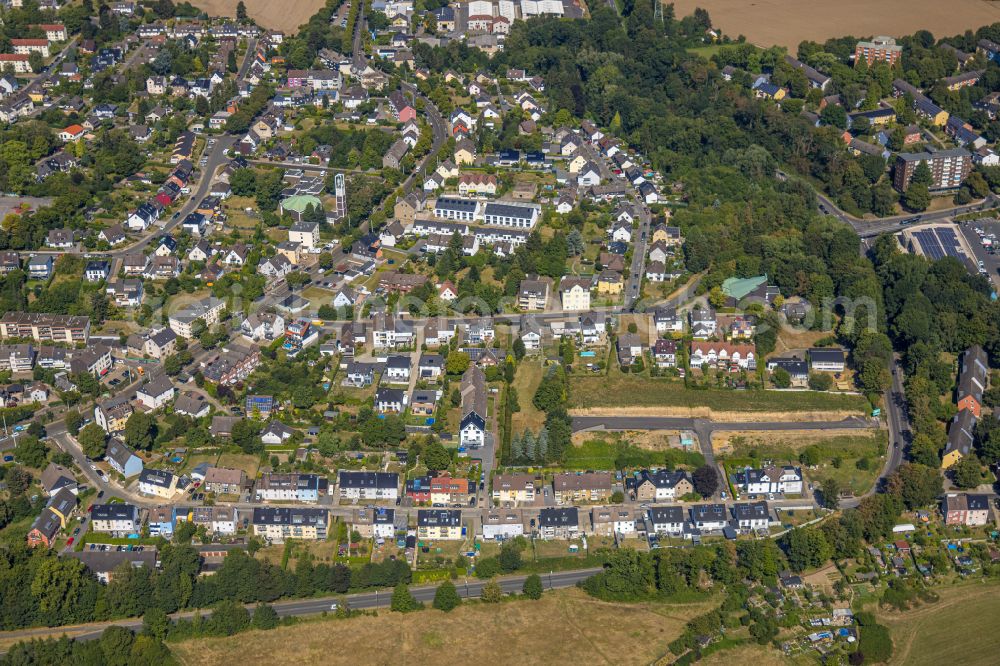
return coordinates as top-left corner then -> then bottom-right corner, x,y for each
669,0 -> 1000,51
170,588 -> 716,665
188,0 -> 326,33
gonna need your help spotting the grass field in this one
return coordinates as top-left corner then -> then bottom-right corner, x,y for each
215,452 -> 262,478
188,0 -> 325,32
879,580 -> 1000,665
569,371 -> 869,417
669,0 -> 1000,50
511,360 -> 546,434
169,588 -> 716,665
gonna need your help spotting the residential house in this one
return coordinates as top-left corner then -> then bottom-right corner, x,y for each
493,474 -> 537,506
203,467 -> 247,495
256,473 -> 325,503
338,471 -> 399,501
648,506 -> 686,536
90,503 -> 140,537
943,493 -> 991,526
591,508 -> 638,536
537,507 -> 580,539
732,501 -> 770,533
633,469 -> 693,502
736,466 -> 803,495
252,507 -> 330,543
809,347 -> 846,372
105,440 -> 143,478
552,472 -> 613,505
138,469 -> 179,499
417,509 -> 463,540
482,509 -> 525,540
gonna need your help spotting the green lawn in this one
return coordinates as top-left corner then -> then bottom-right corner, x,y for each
563,438 -> 618,469
569,371 -> 869,414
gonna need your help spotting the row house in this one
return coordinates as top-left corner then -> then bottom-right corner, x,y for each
553,472 -> 614,504
690,341 -> 756,371
252,507 -> 330,543
256,473 -> 326,503
199,344 -> 261,386
0,312 -> 90,344
492,474 -> 537,505
338,471 -> 399,501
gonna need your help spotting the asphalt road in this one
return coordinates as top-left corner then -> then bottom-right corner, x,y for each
0,567 -> 602,649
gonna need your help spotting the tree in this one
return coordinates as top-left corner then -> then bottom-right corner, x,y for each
433,580 -> 461,611
910,160 -> 933,187
885,463 -> 942,510
236,0 -> 248,21
230,168 -> 257,196
523,573 -> 543,599
141,608 -> 169,641
251,603 -> 279,629
820,477 -> 840,509
28,51 -> 44,74
78,423 -> 107,459
14,436 -> 49,469
771,367 -> 791,388
904,183 -> 930,212
512,338 -> 526,360
951,454 -> 982,489
692,465 -> 719,497
445,352 -> 470,375
422,440 -> 452,472
64,410 -> 83,436
100,625 -> 135,666
232,419 -> 263,454
498,543 -> 522,572
390,583 -> 421,612
808,373 -> 833,391
124,412 -> 156,451
480,578 -> 503,603
781,527 -> 832,572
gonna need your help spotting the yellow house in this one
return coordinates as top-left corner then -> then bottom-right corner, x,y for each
942,411 -> 974,469
567,153 -> 588,174
454,145 -> 474,166
930,109 -> 949,127
28,90 -> 44,103
597,270 -> 624,295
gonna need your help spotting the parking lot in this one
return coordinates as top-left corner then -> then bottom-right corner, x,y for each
957,217 -> 1000,291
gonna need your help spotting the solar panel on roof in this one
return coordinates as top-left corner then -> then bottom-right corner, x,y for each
914,230 -> 945,260
935,228 -> 964,258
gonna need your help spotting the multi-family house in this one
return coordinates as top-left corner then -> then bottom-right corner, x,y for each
481,509 -> 525,541
648,506 -> 687,536
690,504 -> 728,532
732,501 -> 770,533
252,507 -> 330,542
553,472 -> 614,505
417,509 -> 463,540
736,466 -> 803,495
352,507 -> 397,539
943,493 -> 991,526
633,469 -> 693,502
591,508 -> 638,536
459,365 -> 488,449
203,467 -> 247,495
492,474 -> 537,506
338,471 -> 399,501
105,440 -> 143,478
537,507 -> 580,540
138,469 -> 179,499
90,503 -> 140,536
256,473 -> 326,503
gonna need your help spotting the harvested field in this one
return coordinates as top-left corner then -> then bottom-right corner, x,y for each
712,428 -> 876,454
879,580 -> 1000,666
571,405 -> 864,422
670,0 -> 1000,50
170,588 -> 716,665
189,0 -> 325,33
569,371 -> 869,417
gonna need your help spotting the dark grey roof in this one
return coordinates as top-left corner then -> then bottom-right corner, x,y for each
338,471 -> 399,489
91,502 -> 139,521
732,501 -> 769,521
483,202 -> 535,219
435,197 -> 478,213
138,468 -> 174,488
538,507 -> 579,527
809,347 -> 845,363
417,509 -> 461,527
252,506 -> 328,526
648,506 -> 685,523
